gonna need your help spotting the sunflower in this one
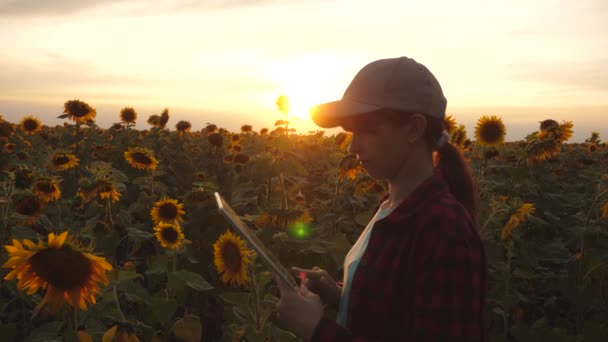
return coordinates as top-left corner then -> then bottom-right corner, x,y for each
33,177 -> 61,203
150,197 -> 186,224
208,133 -> 223,147
475,115 -> 506,147
120,107 -> 137,125
335,132 -> 352,150
233,153 -> 250,164
14,167 -> 34,190
501,203 -> 535,240
204,123 -> 218,135
50,152 -> 80,171
64,99 -> 96,124
588,144 -> 597,152
602,202 -> 608,219
539,119 -> 559,132
555,121 -> 573,143
176,120 -> 191,134
213,230 -> 253,286
124,147 -> 158,170
4,142 -> 15,153
241,124 -> 253,133
255,209 -> 312,231
147,114 -> 160,127
2,231 -> 113,314
450,125 -> 469,149
259,128 -> 269,135
98,181 -> 121,203
444,114 -> 458,134
14,195 -> 43,223
526,139 -> 561,161
339,154 -> 362,180
153,222 -> 185,249
159,108 -> 169,128
20,115 -> 42,135
0,120 -> 14,140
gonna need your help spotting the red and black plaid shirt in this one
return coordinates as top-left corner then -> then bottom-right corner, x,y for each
311,171 -> 487,341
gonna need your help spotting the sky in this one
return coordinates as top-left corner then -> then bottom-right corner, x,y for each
0,0 -> 606,142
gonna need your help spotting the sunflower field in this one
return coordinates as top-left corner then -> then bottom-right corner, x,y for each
0,100 -> 608,341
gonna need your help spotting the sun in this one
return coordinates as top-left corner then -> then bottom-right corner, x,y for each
271,55 -> 346,123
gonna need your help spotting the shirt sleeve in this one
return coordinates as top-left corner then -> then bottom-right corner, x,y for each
310,224 -> 485,342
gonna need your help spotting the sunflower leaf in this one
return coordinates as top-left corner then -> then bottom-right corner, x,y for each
168,271 -> 213,292
126,227 -> 154,240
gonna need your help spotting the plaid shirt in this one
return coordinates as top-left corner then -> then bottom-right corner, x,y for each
311,171 -> 487,341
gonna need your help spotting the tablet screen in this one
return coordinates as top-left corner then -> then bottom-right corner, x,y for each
215,192 -> 299,292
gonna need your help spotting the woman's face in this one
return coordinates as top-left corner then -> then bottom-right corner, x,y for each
342,114 -> 417,180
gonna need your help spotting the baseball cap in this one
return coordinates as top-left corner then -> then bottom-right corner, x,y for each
310,56 -> 447,128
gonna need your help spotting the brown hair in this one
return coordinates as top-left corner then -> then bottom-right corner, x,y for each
381,110 -> 478,220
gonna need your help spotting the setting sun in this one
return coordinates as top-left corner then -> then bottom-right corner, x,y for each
269,55 -> 356,126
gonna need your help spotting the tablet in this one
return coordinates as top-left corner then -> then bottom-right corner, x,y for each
214,192 -> 299,292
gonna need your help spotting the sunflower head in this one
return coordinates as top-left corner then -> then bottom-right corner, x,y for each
539,119 -> 559,132
50,152 -> 80,171
159,108 -> 169,128
98,181 -> 121,203
444,114 -> 458,134
176,120 -> 192,133
0,120 -> 15,140
208,133 -> 223,147
588,144 -> 597,152
526,138 -> 561,161
33,176 -> 61,203
555,121 -> 573,143
154,222 -> 185,249
339,154 -> 362,180
150,197 -> 186,224
213,230 -> 253,286
4,142 -> 15,153
120,107 -> 137,125
2,231 -> 113,314
601,202 -> 608,219
501,203 -> 535,240
335,132 -> 352,150
64,99 -> 96,124
475,115 -> 506,147
20,115 -> 42,135
204,123 -> 218,135
14,194 -> 43,222
259,128 -> 269,135
124,147 -> 158,170
147,114 -> 161,127
241,124 -> 253,133
233,153 -> 250,164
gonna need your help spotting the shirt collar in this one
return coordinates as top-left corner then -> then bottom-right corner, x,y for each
375,170 -> 450,223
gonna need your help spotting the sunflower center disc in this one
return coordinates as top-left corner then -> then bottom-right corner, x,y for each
159,204 -> 177,220
161,227 -> 179,243
222,243 -> 242,273
132,152 -> 152,164
29,246 -> 92,290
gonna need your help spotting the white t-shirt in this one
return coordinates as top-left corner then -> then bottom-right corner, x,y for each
336,200 -> 394,327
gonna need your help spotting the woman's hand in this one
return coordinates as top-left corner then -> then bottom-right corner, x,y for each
292,266 -> 342,309
275,275 -> 324,342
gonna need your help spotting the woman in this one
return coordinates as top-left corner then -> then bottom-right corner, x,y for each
274,56 -> 487,341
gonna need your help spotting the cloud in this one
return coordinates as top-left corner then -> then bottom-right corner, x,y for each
507,59 -> 608,92
0,0 -> 289,16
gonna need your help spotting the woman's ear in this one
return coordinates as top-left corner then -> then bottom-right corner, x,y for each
405,113 -> 427,144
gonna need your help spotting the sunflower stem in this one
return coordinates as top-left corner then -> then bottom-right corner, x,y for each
249,266 -> 262,332
172,249 -> 177,272
0,180 -> 14,245
149,170 -> 155,195
503,239 -> 513,336
579,188 -> 608,283
55,200 -> 62,230
113,285 -> 126,321
278,172 -> 288,210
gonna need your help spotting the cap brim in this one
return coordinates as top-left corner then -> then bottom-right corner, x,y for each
310,99 -> 381,128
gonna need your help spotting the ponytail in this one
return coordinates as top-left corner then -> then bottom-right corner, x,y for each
434,142 -> 477,221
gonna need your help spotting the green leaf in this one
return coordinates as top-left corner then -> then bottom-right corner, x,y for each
126,227 -> 154,240
150,296 -> 178,325
168,271 -> 213,292
232,306 -> 250,323
25,321 -> 63,342
219,292 -> 251,306
145,255 -> 168,275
